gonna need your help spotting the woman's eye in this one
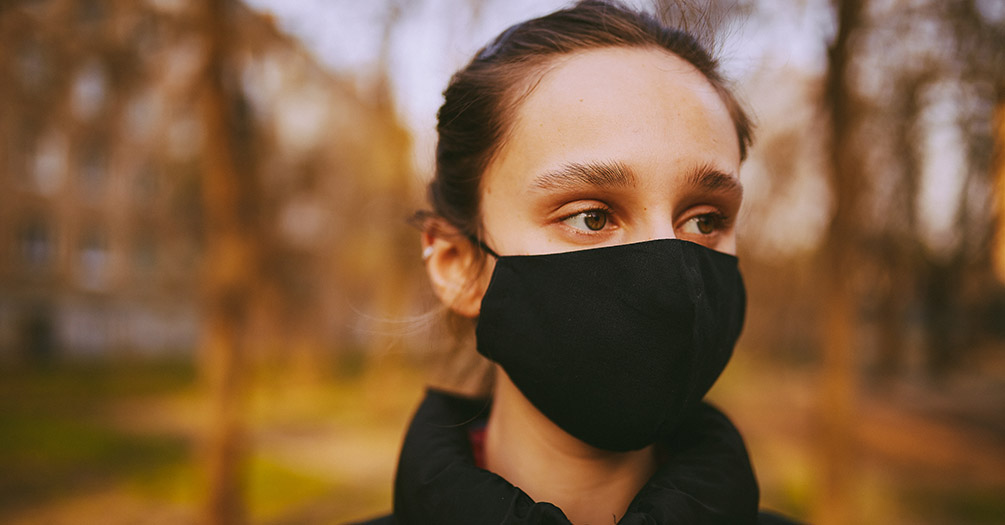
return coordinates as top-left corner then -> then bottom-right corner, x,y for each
680,213 -> 726,236
562,209 -> 609,231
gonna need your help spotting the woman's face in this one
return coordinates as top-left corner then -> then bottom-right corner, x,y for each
480,46 -> 742,258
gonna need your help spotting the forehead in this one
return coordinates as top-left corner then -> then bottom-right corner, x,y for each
484,46 -> 739,190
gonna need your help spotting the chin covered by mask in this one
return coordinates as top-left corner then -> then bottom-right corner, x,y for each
475,238 -> 746,452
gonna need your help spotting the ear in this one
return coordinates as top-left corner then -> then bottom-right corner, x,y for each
422,221 -> 492,318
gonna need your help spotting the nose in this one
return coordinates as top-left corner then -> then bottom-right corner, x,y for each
633,214 -> 676,243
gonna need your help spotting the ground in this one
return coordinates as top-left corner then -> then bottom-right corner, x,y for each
1,349 -> 1003,524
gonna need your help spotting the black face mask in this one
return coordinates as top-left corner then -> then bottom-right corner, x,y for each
474,238 -> 746,452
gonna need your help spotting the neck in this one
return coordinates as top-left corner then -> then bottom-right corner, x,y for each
485,368 -> 657,525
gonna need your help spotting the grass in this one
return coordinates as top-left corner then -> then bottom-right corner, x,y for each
0,356 -> 423,523
0,412 -> 188,508
0,361 -> 194,513
907,484 -> 1005,525
246,455 -> 339,521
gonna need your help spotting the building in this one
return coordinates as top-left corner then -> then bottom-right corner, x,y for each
0,0 -> 419,361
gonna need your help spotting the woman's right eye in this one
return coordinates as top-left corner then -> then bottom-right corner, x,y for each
562,209 -> 610,231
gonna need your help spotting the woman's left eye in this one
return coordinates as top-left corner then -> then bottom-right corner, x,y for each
679,212 -> 727,236
562,209 -> 610,231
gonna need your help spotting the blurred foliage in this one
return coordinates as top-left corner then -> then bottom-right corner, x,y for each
737,0 -> 1005,381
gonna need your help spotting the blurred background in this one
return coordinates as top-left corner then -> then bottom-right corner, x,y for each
0,0 -> 1003,524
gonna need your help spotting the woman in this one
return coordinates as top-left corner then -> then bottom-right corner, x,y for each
361,1 -> 798,523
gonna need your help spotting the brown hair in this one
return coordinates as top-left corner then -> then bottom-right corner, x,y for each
422,0 -> 754,246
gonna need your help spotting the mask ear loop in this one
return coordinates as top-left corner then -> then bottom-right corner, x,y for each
467,234 -> 500,259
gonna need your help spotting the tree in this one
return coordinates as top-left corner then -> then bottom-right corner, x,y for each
817,0 -> 865,522
995,101 -> 1005,283
198,0 -> 261,522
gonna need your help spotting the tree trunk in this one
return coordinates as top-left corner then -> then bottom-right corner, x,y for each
199,1 -> 256,523
874,74 -> 926,382
993,93 -> 1005,284
817,0 -> 865,523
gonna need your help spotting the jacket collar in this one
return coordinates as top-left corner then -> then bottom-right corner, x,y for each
392,389 -> 759,524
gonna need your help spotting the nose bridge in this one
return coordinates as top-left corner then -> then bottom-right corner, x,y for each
652,220 -> 676,240
638,204 -> 676,242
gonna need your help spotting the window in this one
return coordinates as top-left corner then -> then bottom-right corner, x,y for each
71,60 -> 107,121
133,233 -> 157,277
18,219 -> 54,270
16,40 -> 50,89
31,131 -> 67,195
77,228 -> 109,290
134,163 -> 160,203
78,143 -> 107,199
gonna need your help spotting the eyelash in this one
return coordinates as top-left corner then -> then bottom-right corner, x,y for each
559,205 -> 616,233
559,207 -> 730,237
684,211 -> 729,235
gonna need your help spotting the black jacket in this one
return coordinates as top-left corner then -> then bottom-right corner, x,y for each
354,389 -> 800,525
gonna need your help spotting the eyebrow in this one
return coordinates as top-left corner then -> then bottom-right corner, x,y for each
529,160 -> 743,200
530,161 -> 638,192
685,164 -> 743,200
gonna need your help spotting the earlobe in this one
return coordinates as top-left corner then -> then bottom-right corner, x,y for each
422,226 -> 491,318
